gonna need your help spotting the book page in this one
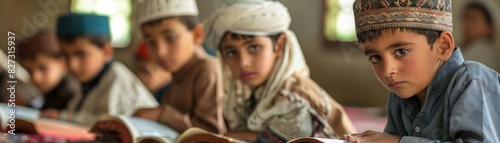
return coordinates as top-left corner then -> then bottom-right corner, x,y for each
0,103 -> 40,131
126,116 -> 179,142
0,103 -> 40,120
315,138 -> 349,143
287,137 -> 350,143
34,118 -> 95,141
177,127 -> 249,143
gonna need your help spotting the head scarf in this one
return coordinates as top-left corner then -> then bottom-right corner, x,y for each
204,0 -> 312,131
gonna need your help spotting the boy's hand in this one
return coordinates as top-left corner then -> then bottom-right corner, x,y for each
342,130 -> 401,143
133,107 -> 162,120
40,109 -> 60,119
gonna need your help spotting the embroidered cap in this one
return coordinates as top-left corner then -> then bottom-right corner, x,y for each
135,0 -> 199,26
353,0 -> 453,34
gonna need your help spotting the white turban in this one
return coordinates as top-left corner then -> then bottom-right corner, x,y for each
204,0 -> 290,49
203,0 -> 310,131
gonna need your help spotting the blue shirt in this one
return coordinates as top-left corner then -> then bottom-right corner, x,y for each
384,48 -> 500,142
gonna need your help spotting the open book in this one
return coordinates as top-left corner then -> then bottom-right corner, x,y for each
287,137 -> 350,143
90,114 -> 179,143
0,103 -> 95,141
176,127 -> 248,143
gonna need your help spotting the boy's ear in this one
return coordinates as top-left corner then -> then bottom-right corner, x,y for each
275,34 -> 287,58
103,42 -> 114,62
487,25 -> 494,37
192,24 -> 204,46
435,31 -> 454,61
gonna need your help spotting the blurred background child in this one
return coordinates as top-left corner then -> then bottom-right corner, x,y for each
18,30 -> 78,112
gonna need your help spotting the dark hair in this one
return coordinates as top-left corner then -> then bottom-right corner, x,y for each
220,32 -> 283,50
141,16 -> 200,31
357,28 -> 442,49
465,2 -> 493,27
58,35 -> 111,48
18,30 -> 63,61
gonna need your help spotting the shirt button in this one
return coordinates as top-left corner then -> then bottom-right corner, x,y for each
415,127 -> 420,132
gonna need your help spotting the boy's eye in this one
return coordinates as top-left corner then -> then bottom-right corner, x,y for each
225,50 -> 237,58
395,49 -> 409,56
249,45 -> 260,52
39,64 -> 47,71
76,51 -> 86,58
147,41 -> 156,48
165,35 -> 176,43
369,55 -> 381,63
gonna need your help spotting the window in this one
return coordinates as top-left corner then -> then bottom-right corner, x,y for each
71,0 -> 132,48
324,0 -> 357,42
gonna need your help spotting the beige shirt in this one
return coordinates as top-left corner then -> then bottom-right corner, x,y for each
63,62 -> 158,126
157,48 -> 226,134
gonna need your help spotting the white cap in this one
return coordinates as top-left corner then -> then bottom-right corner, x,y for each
135,0 -> 199,25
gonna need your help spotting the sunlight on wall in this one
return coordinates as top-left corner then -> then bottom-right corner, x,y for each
72,0 -> 132,48
325,0 -> 356,42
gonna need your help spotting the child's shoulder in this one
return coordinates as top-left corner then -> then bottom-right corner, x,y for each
102,61 -> 154,97
278,73 -> 330,103
197,55 -> 220,71
450,61 -> 500,95
109,62 -> 134,76
105,61 -> 141,85
455,61 -> 499,83
192,50 -> 222,74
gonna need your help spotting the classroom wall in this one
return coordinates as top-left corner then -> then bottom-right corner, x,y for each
1,0 -> 70,49
2,0 -> 498,108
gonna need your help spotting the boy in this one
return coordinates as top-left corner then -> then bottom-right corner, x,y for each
133,0 -> 226,134
203,1 -> 356,142
42,13 -> 158,126
0,51 -> 41,107
461,1 -> 499,72
343,0 -> 500,142
17,30 -> 78,111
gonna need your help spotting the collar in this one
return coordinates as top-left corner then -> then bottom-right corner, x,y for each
81,59 -> 113,95
426,47 -> 464,95
171,48 -> 204,82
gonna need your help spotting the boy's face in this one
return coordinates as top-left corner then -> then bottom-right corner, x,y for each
362,30 -> 446,99
59,38 -> 112,83
141,18 -> 203,73
23,55 -> 66,93
463,7 -> 493,42
220,34 -> 284,89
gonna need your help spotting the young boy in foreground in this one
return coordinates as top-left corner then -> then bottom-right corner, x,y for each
343,0 -> 500,142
